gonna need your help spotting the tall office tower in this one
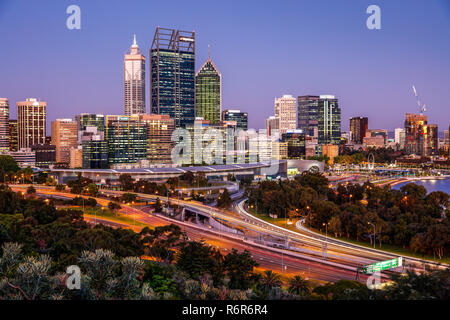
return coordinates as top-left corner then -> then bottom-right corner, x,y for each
424,124 -> 438,156
124,35 -> 146,115
266,116 -> 280,136
31,144 -> 56,168
395,128 -> 405,145
150,27 -> 195,128
318,95 -> 341,145
281,130 -> 306,159
297,95 -> 320,137
404,113 -> 427,155
51,119 -> 78,164
9,120 -> 18,151
195,51 -> 221,124
0,98 -> 9,152
275,95 -> 297,134
106,115 -> 147,165
222,109 -> 248,131
445,125 -> 450,151
139,114 -> 175,164
82,139 -> 109,169
349,117 -> 368,144
17,98 -> 46,149
75,113 -> 105,132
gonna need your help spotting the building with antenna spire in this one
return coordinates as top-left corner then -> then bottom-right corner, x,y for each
195,45 -> 222,124
124,34 -> 146,115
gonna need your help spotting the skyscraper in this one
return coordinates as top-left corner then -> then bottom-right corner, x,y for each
124,35 -> 146,115
222,109 -> 248,131
275,95 -> 297,134
297,95 -> 319,137
51,119 -> 78,164
281,130 -> 306,159
195,50 -> 221,124
106,115 -> 147,165
404,113 -> 427,155
349,117 -> 368,144
17,98 -> 46,149
0,98 -> 9,152
150,27 -> 195,128
139,114 -> 175,164
9,120 -> 18,151
75,113 -> 105,132
266,116 -> 280,136
318,95 -> 341,145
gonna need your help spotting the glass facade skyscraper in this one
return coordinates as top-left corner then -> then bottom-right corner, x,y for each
297,95 -> 319,137
350,117 -> 368,144
195,54 -> 221,124
318,95 -> 341,145
106,115 -> 147,165
75,113 -> 105,132
150,28 -> 195,128
82,140 -> 109,169
222,109 -> 248,131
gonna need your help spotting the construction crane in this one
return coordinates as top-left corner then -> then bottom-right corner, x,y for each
412,85 -> 426,114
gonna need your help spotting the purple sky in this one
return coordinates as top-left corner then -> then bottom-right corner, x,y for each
0,0 -> 449,132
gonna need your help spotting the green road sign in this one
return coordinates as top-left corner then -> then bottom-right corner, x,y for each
362,257 -> 403,274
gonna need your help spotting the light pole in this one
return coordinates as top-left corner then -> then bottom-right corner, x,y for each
368,222 -> 376,248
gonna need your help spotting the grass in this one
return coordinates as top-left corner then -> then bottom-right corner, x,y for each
83,207 -> 152,230
246,206 -> 450,264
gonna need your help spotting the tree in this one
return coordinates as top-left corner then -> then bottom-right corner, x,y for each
0,155 -> 19,182
55,184 -> 65,191
84,183 -> 98,196
328,215 -> 342,237
119,174 -> 134,191
154,198 -> 162,213
259,270 -> 282,293
26,185 -> 36,195
108,201 -> 121,211
176,241 -> 224,286
121,193 -> 137,204
223,249 -> 258,290
217,189 -> 232,209
140,225 -> 186,264
288,275 -> 311,296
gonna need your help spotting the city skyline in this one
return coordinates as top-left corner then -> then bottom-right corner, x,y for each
1,1 -> 449,132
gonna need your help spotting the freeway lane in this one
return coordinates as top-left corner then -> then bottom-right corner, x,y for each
10,185 -> 372,283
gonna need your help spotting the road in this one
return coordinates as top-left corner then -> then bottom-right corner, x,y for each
11,185 -> 374,283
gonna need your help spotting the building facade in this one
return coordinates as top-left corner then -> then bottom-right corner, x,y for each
124,35 -> 146,115
17,98 -> 46,149
266,116 -> 280,137
275,95 -> 297,134
297,95 -> 319,137
139,114 -> 175,164
0,98 -> 9,152
281,130 -> 306,159
318,95 -> 341,145
31,144 -> 56,167
349,117 -> 368,144
222,109 -> 248,131
106,115 -> 147,165
404,113 -> 428,155
195,54 -> 221,124
51,119 -> 78,164
82,140 -> 109,169
9,120 -> 18,151
150,27 -> 195,128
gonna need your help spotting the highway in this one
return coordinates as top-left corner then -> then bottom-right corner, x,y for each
10,185 -> 375,283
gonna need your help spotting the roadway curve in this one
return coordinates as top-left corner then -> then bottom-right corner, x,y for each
10,185 -> 372,283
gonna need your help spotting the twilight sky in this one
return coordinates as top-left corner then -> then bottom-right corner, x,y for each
0,0 -> 449,132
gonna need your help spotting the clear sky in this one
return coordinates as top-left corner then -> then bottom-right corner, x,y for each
0,0 -> 449,132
